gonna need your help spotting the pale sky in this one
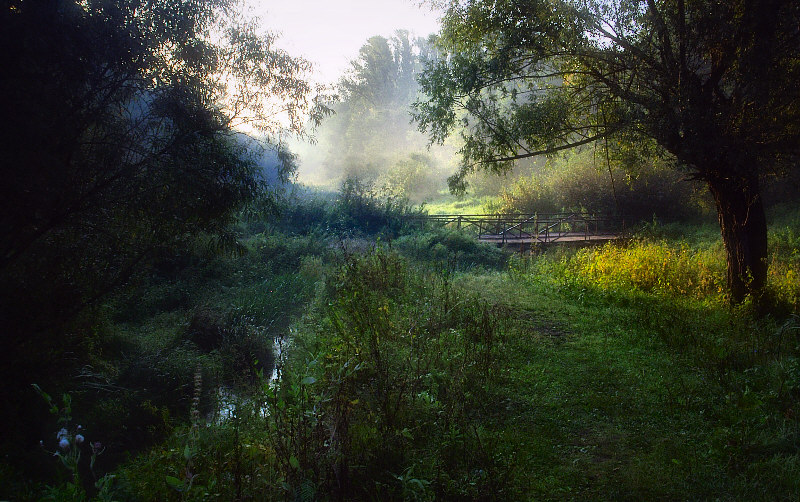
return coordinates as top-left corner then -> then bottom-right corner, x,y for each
246,0 -> 443,85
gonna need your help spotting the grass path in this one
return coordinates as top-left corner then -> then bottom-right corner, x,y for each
457,272 -> 796,500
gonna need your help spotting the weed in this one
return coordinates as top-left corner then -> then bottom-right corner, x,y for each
33,385 -> 115,501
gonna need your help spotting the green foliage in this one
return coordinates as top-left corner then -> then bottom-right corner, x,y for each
327,177 -> 423,236
415,0 -> 800,300
417,0 -> 800,190
113,248 -> 516,500
377,153 -> 446,203
0,0 -> 324,467
394,228 -> 508,270
270,248 -> 515,499
512,219 -> 800,311
34,213 -> 800,501
265,183 -> 425,238
566,240 -> 727,299
0,229 -> 326,493
495,149 -> 709,222
0,0 -> 320,333
116,408 -> 285,501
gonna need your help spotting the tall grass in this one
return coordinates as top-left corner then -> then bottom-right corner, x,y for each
516,228 -> 799,311
567,240 -> 727,299
112,248 -> 517,500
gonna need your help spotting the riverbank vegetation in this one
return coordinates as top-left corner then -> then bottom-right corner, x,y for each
4,0 -> 800,500
6,190 -> 800,500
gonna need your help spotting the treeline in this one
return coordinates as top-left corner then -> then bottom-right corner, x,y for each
297,31 -> 454,203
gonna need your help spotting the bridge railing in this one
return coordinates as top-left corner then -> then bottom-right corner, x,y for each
409,213 -> 621,244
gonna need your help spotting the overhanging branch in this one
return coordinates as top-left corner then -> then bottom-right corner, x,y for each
476,127 -> 621,165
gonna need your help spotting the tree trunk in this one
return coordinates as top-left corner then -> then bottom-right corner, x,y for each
707,172 -> 768,303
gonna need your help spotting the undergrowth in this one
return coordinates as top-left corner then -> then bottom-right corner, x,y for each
513,222 -> 800,311
10,198 -> 800,501
114,247 -> 518,500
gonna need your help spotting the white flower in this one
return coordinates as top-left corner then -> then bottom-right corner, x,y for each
58,438 -> 70,450
75,434 -> 84,445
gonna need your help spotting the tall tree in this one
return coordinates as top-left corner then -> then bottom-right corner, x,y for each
0,0 -> 323,319
0,0 -> 328,381
311,32 -> 438,185
0,0 -> 330,469
414,0 -> 800,301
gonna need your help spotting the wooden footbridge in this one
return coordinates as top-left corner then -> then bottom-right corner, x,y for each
412,212 -> 622,247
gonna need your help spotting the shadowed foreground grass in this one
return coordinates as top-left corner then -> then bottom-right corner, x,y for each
457,268 -> 800,499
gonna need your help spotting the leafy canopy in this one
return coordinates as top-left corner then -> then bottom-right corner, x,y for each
415,0 -> 800,192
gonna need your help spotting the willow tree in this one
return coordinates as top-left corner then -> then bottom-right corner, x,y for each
414,0 -> 800,301
0,0 -> 329,329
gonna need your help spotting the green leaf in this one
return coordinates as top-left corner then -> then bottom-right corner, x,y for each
289,455 -> 300,469
32,384 -> 51,404
301,376 -> 317,385
166,475 -> 184,491
183,445 -> 192,461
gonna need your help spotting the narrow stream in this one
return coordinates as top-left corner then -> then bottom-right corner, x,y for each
214,332 -> 285,422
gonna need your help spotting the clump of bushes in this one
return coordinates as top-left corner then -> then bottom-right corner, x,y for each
494,149 -> 709,223
394,228 -> 508,270
270,248 -> 515,499
327,177 -> 421,236
568,240 -> 727,299
268,178 -> 424,238
516,227 -> 800,312
249,233 -> 331,273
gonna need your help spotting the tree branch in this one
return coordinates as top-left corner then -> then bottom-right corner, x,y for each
475,127 -> 621,165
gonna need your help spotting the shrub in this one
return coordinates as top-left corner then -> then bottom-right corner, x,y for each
376,152 -> 446,203
567,240 -> 727,299
329,177 -> 421,236
266,181 -> 425,238
250,233 -> 330,273
263,248 -> 516,499
496,149 -> 708,223
517,230 -> 800,312
394,228 -> 508,270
